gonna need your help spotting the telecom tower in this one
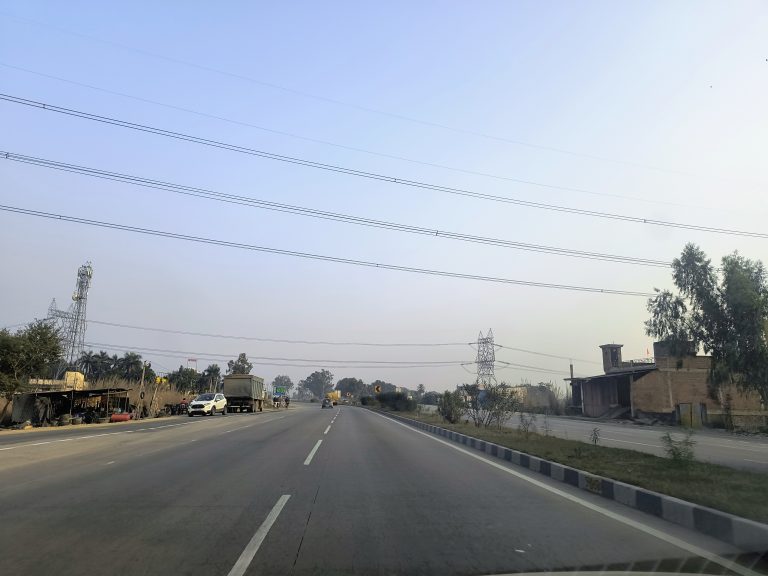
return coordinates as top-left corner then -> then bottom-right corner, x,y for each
47,261 -> 94,370
475,329 -> 496,389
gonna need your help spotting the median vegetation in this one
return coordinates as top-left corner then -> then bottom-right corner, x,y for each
402,410 -> 768,524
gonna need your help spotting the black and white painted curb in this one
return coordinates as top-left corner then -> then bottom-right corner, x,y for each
380,411 -> 768,551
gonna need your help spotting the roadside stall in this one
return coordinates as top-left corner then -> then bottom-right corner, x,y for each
11,388 -> 131,426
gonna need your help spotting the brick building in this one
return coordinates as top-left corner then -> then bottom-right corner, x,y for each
509,384 -> 556,412
568,342 -> 766,428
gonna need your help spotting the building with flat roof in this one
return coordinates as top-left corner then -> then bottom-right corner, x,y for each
567,342 -> 765,428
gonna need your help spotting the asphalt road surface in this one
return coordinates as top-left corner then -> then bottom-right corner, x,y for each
534,416 -> 768,472
0,405 -> 764,576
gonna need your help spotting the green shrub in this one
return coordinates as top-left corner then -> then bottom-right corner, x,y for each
661,430 -> 696,466
437,390 -> 465,424
375,392 -> 416,411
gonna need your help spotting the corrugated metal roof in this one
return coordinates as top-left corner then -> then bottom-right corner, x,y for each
13,387 -> 130,398
566,366 -> 657,383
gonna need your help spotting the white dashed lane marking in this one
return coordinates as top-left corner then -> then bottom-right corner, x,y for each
303,440 -> 323,466
226,494 -> 291,576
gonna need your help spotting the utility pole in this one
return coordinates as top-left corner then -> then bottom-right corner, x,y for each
148,373 -> 161,418
135,362 -> 148,419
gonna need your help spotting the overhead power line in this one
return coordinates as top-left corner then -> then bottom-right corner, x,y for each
2,151 -> 671,268
86,319 -> 470,347
83,341 -> 468,365
86,318 -> 599,367
0,63 -> 703,211
82,341 -> 467,370
0,204 -> 653,296
84,341 -> 568,375
495,361 -> 570,375
3,94 -> 765,240
496,344 -> 603,365
0,14 -> 737,183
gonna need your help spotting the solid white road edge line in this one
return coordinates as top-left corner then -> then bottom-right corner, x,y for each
0,415 -> 282,452
324,425 -> 331,435
304,439 -> 323,466
226,494 -> 291,576
372,412 -> 759,576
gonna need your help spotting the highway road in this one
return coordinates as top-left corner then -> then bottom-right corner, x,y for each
534,416 -> 768,472
417,405 -> 768,472
0,404 -> 764,576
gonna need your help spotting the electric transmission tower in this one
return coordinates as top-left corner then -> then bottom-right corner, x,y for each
475,329 -> 496,389
47,262 -> 94,374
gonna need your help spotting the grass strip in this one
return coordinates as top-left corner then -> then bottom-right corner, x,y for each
398,411 -> 768,524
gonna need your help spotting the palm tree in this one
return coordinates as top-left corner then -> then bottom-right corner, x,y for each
93,351 -> 113,381
117,352 -> 144,381
202,364 -> 222,392
78,350 -> 98,380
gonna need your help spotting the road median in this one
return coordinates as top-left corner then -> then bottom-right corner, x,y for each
373,409 -> 768,552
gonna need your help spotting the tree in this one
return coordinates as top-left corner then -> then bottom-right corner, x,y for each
422,391 -> 440,405
370,379 -> 396,394
201,364 -> 222,392
300,369 -> 334,399
272,374 -> 294,395
78,350 -> 98,380
335,377 -> 366,398
376,391 -> 415,411
227,353 -> 253,375
93,351 -> 114,381
415,383 -> 426,401
646,243 -> 768,404
0,321 -> 62,418
143,364 -> 157,388
437,390 -> 465,424
168,365 -> 200,394
296,386 -> 314,401
115,352 -> 144,382
461,382 -> 488,427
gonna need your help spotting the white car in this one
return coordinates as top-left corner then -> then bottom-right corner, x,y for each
188,393 -> 227,416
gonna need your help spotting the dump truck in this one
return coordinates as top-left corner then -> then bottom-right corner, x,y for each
325,390 -> 341,405
223,374 -> 265,413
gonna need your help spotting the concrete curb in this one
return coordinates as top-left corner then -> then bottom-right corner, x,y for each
378,410 -> 768,552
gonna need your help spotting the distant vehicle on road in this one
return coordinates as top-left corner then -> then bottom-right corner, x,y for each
188,393 -> 227,416
325,390 -> 341,405
322,398 -> 333,409
223,374 -> 265,413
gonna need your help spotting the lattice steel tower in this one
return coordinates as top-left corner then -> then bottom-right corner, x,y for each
475,329 -> 496,389
47,261 -> 93,368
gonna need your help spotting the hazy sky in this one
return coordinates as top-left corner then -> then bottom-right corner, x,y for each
2,1 -> 767,392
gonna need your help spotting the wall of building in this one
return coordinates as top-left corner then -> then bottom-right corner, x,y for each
0,398 -> 11,426
510,385 -> 555,411
582,378 -> 618,417
28,371 -> 87,392
632,353 -> 764,423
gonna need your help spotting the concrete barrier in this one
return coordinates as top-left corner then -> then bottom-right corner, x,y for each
378,411 -> 768,551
